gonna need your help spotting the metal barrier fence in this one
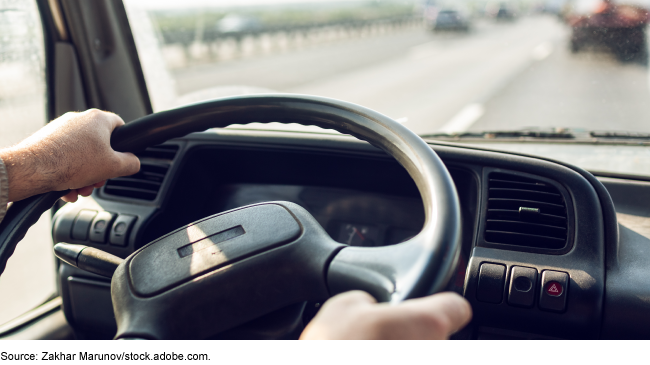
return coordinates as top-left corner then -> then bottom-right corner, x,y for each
157,15 -> 423,68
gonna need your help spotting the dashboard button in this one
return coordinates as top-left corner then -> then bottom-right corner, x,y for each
539,270 -> 568,312
476,263 -> 506,304
71,210 -> 97,241
508,266 -> 537,308
109,215 -> 137,247
89,212 -> 117,244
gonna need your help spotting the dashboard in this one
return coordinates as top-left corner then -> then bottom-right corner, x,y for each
50,128 -> 644,340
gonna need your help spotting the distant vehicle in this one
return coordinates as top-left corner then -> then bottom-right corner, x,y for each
566,0 -> 650,61
486,2 -> 518,21
429,9 -> 471,32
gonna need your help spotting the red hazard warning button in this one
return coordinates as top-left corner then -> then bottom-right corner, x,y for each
545,281 -> 563,297
540,271 -> 568,312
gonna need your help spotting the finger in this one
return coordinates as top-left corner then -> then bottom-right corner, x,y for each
300,291 -> 377,340
77,185 -> 95,197
112,152 -> 140,177
61,191 -> 79,203
93,181 -> 106,188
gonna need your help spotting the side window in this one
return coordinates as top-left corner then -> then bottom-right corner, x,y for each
0,0 -> 55,326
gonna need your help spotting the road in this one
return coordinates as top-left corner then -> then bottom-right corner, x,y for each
174,15 -> 650,135
2,14 -> 650,326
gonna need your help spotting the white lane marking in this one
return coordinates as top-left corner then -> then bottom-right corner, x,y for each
438,103 -> 485,134
532,41 -> 553,61
395,117 -> 409,124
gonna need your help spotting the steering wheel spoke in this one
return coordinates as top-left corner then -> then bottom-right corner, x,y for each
328,229 -> 461,303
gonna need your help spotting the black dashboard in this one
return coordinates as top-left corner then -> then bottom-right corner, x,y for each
50,128 -> 640,340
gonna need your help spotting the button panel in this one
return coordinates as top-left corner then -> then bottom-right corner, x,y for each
109,215 -> 137,247
71,210 -> 97,241
89,212 -> 117,244
508,266 -> 537,308
539,270 -> 569,312
476,263 -> 506,304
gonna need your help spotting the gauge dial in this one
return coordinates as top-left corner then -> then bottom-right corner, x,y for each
337,223 -> 379,247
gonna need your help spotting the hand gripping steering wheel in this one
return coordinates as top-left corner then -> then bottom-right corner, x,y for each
0,94 -> 461,339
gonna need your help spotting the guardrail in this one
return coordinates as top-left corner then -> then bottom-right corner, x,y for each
157,14 -> 423,68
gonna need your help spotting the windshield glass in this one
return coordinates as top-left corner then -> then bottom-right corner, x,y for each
124,1 -> 650,144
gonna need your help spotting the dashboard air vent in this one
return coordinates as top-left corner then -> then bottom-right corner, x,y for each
484,172 -> 568,250
135,144 -> 179,160
103,144 -> 179,201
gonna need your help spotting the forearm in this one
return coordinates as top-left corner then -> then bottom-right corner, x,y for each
0,144 -> 60,202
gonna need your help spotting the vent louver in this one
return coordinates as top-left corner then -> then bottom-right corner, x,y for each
134,144 -> 179,160
484,172 -> 568,250
103,144 -> 179,201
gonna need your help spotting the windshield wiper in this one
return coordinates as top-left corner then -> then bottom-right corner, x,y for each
590,131 -> 650,140
421,128 -> 650,145
423,129 -> 575,140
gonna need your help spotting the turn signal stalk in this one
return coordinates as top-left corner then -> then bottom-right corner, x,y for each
53,243 -> 123,278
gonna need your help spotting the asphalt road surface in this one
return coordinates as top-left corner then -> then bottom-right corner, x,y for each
175,15 -> 650,135
2,13 -> 650,326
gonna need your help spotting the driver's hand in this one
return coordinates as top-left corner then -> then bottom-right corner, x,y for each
0,109 -> 140,202
300,291 -> 471,340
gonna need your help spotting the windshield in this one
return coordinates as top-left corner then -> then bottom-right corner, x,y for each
124,0 -> 650,141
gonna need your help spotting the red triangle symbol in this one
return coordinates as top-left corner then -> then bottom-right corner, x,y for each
549,284 -> 559,293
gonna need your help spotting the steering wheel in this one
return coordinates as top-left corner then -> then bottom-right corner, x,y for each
0,94 -> 461,340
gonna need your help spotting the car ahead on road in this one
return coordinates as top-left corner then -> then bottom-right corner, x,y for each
428,9 -> 471,32
566,0 -> 650,61
0,0 -> 650,341
486,2 -> 518,21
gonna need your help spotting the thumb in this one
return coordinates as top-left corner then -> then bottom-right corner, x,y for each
401,292 -> 473,335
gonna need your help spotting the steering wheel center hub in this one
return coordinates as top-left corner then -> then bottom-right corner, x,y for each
129,203 -> 302,297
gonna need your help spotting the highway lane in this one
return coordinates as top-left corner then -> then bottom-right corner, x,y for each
173,15 -> 650,135
288,16 -> 567,135
471,40 -> 650,133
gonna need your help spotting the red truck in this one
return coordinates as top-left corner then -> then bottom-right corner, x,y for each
566,0 -> 650,61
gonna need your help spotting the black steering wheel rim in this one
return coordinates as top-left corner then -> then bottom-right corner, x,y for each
0,94 -> 461,339
111,93 -> 461,297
